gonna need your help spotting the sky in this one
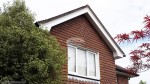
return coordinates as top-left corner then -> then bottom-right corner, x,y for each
0,0 -> 150,84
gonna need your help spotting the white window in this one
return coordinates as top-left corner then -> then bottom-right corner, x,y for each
68,45 -> 100,80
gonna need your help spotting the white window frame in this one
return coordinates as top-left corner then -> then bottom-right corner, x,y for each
68,44 -> 100,80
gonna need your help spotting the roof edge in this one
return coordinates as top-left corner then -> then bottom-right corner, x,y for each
116,65 -> 139,78
86,5 -> 125,58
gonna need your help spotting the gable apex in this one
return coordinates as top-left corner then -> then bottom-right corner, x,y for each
36,5 -> 125,59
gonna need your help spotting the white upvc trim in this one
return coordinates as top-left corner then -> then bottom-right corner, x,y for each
85,9 -> 124,58
68,72 -> 100,80
68,75 -> 100,84
40,8 -> 88,31
67,44 -> 100,80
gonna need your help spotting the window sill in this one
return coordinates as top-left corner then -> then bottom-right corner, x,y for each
68,74 -> 100,83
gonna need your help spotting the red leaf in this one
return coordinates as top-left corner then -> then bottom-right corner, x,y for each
130,55 -> 140,61
114,33 -> 130,43
139,43 -> 150,49
131,30 -> 145,40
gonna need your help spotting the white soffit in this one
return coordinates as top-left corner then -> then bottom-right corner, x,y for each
37,5 -> 125,59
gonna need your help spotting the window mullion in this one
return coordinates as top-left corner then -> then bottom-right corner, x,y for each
86,51 -> 89,76
75,47 -> 78,73
95,53 -> 100,78
94,53 -> 97,77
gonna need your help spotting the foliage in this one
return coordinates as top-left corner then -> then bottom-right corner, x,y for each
139,80 -> 146,84
115,15 -> 150,73
0,0 -> 66,84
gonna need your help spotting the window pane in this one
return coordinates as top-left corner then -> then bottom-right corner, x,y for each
68,46 -> 76,72
88,53 -> 96,77
77,49 -> 87,76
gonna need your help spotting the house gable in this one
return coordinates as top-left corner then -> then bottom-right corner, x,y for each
37,5 -> 125,59
50,14 -> 117,84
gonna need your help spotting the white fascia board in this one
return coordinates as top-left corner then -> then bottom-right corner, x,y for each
84,8 -> 124,58
39,7 -> 124,58
40,8 -> 89,31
